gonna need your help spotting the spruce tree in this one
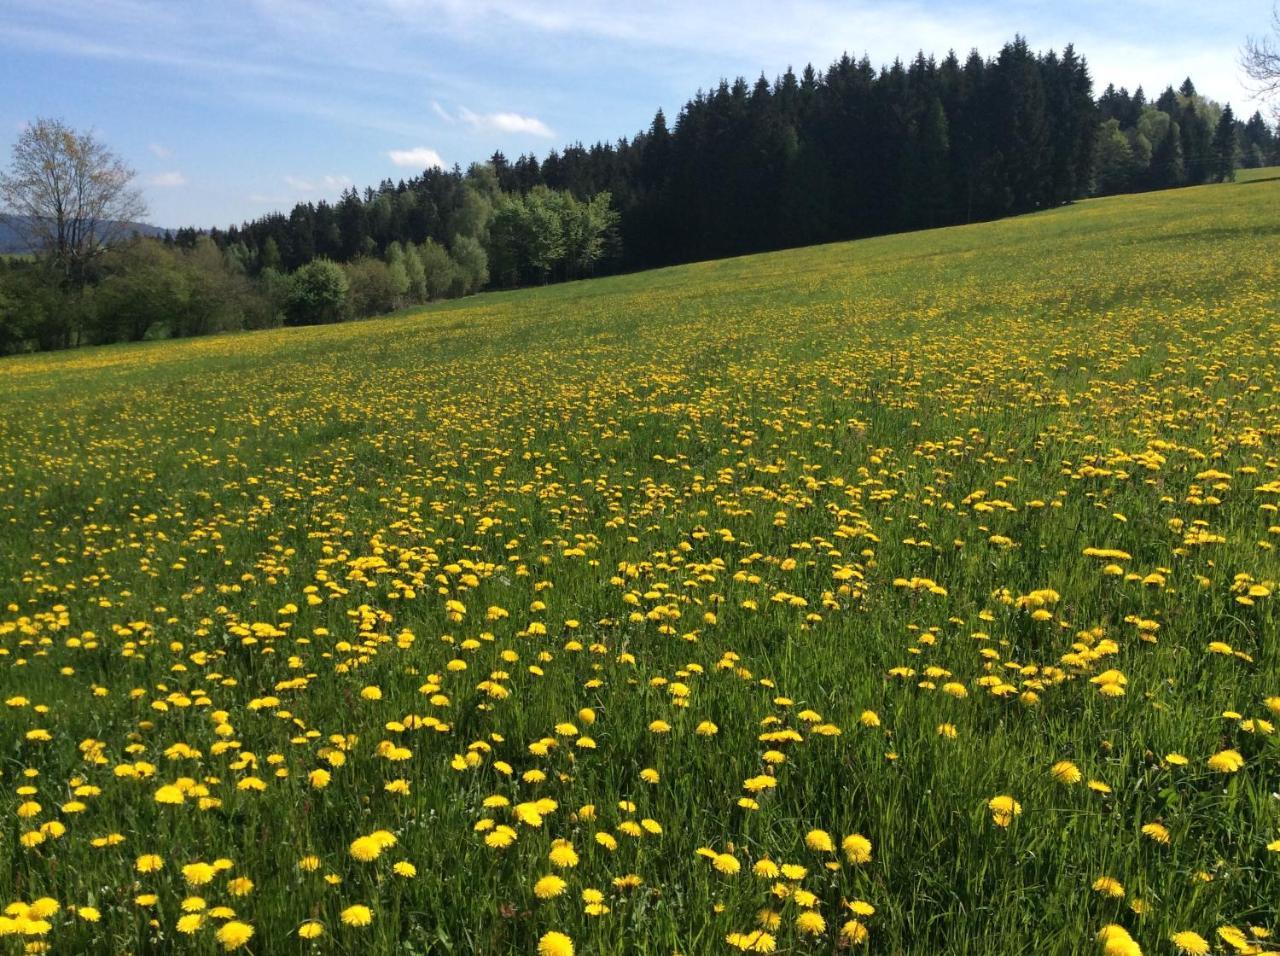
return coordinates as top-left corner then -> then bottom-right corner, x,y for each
1211,105 -> 1239,182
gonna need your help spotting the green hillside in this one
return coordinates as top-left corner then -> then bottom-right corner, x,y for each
0,173 -> 1278,955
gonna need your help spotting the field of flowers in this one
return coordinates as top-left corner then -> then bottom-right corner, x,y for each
1,171 -> 1279,955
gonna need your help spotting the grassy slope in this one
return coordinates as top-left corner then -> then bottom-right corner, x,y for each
0,173 -> 1278,955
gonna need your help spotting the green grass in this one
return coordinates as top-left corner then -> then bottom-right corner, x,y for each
1,173 -> 1279,956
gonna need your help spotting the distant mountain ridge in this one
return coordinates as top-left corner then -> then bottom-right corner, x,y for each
0,213 -> 168,254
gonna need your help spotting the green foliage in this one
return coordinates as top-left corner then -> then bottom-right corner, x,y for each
286,258 -> 349,325
401,242 -> 427,302
489,187 -> 617,287
1212,105 -> 1240,182
92,240 -> 191,343
419,239 -> 463,300
450,235 -> 489,294
345,258 -> 401,318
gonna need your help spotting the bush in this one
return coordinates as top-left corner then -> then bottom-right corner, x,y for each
286,259 -> 349,325
344,258 -> 399,317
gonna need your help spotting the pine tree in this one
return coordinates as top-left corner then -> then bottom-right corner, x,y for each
1211,105 -> 1239,181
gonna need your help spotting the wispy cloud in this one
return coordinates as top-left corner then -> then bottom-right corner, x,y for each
457,106 -> 554,137
388,146 -> 446,168
148,142 -> 171,159
148,170 -> 186,187
283,173 -> 353,193
432,100 -> 555,137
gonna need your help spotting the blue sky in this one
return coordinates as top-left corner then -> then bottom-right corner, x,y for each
1,0 -> 1272,229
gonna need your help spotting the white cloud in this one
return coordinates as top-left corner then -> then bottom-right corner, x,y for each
431,99 -> 454,123
388,146 -> 446,168
458,106 -> 554,137
148,170 -> 187,187
148,142 -> 172,159
283,173 -> 354,193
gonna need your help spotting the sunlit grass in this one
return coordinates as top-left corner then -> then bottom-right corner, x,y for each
1,173 -> 1278,955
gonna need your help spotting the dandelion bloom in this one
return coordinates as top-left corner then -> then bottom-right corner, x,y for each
176,914 -> 204,934
298,921 -> 324,939
538,931 -> 574,956
1207,749 -> 1244,773
1141,822 -> 1170,845
1097,924 -> 1141,956
713,853 -> 741,875
805,829 -> 834,853
340,904 -> 373,927
1050,761 -> 1082,784
795,911 -> 825,935
753,859 -> 780,878
182,862 -> 216,886
214,921 -> 254,951
842,833 -> 873,863
153,785 -> 185,804
841,919 -> 870,944
726,931 -> 777,952
548,840 -> 579,868
349,836 -> 382,862
1092,875 -> 1125,898
987,795 -> 1022,827
534,875 -> 567,899
1170,931 -> 1210,955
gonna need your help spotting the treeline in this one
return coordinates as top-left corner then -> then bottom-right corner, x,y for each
3,36 -> 1277,356
1093,79 -> 1274,194
0,177 -> 618,353
195,167 -> 619,285
212,37 -> 1275,277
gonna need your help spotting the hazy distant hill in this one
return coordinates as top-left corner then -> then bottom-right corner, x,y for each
0,214 -> 168,254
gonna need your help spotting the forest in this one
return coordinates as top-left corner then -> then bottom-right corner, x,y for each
1,37 -> 1275,354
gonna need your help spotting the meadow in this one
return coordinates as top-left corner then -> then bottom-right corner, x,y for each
1,170 -> 1279,955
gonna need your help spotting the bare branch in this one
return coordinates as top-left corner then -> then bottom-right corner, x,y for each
1241,4 -> 1280,118
0,118 -> 147,284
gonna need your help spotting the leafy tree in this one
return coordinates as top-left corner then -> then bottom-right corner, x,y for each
402,242 -> 428,301
344,258 -> 399,317
257,267 -> 291,327
560,191 -> 620,278
450,235 -> 489,294
0,118 -> 147,286
261,236 -> 283,273
286,259 -> 349,325
419,239 -> 463,300
1094,119 -> 1138,194
92,240 -> 188,342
